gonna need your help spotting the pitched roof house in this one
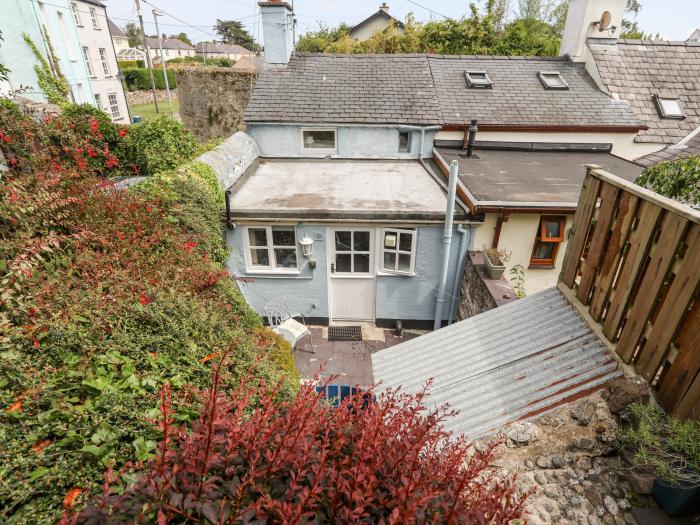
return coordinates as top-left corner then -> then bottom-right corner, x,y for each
143,37 -> 195,61
195,42 -> 255,60
348,3 -> 405,41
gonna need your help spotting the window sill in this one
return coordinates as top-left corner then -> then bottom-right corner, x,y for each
377,271 -> 415,277
528,264 -> 556,270
245,268 -> 301,276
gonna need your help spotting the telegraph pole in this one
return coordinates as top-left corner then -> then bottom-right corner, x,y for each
134,0 -> 159,113
152,9 -> 173,112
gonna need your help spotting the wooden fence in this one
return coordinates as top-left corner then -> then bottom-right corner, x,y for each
559,165 -> 700,420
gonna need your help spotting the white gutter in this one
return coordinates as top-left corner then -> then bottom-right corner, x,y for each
434,159 -> 459,330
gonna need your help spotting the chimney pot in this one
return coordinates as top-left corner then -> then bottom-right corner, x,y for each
379,3 -> 389,13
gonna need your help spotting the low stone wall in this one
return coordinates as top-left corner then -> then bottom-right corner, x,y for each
196,131 -> 259,191
174,67 -> 257,142
126,89 -> 178,107
457,252 -> 517,320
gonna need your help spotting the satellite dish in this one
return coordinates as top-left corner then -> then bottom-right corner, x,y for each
598,11 -> 612,31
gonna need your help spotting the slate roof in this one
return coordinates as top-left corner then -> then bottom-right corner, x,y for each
145,37 -> 194,51
636,129 -> 700,167
589,40 -> 700,144
428,55 -> 641,129
107,19 -> 125,38
245,53 -> 643,130
244,54 -> 442,125
195,42 -> 254,55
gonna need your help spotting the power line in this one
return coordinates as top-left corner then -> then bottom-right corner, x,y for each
403,0 -> 452,20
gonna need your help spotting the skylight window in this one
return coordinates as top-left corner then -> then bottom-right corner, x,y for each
538,71 -> 568,90
654,95 -> 685,119
465,71 -> 492,89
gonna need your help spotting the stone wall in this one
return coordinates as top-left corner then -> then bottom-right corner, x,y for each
126,89 -> 177,107
196,131 -> 259,191
174,67 -> 257,142
457,252 -> 517,320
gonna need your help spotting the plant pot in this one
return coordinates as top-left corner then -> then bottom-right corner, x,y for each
652,468 -> 700,517
484,254 -> 505,280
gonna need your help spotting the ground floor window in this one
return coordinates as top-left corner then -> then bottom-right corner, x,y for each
246,226 -> 298,271
530,216 -> 565,267
108,93 -> 120,118
381,228 -> 416,275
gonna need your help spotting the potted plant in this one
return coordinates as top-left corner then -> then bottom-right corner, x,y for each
482,247 -> 511,280
617,403 -> 700,517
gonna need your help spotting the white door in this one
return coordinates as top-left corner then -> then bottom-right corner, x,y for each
328,228 -> 375,322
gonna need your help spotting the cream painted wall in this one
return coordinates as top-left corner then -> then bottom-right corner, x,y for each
472,213 -> 573,295
350,16 -> 404,41
435,130 -> 664,162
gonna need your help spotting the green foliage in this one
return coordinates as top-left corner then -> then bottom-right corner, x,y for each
121,68 -> 176,91
0,99 -> 22,118
167,55 -> 234,67
116,59 -> 144,69
124,22 -> 141,48
509,264 -> 526,299
636,155 -> 699,206
497,18 -> 561,56
214,19 -> 258,51
119,115 -> 198,176
23,31 -> 70,106
617,403 -> 700,485
170,32 -> 193,47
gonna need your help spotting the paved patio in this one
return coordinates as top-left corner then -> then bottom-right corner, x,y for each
293,325 -> 421,387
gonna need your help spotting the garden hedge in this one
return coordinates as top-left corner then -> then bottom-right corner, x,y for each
121,67 -> 176,91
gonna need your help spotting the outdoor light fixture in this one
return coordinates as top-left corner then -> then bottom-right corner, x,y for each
300,235 -> 314,257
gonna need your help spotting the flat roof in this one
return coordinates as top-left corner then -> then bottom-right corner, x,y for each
228,159 -> 467,222
435,147 -> 643,208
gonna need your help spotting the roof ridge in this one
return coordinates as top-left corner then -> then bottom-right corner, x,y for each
616,38 -> 700,47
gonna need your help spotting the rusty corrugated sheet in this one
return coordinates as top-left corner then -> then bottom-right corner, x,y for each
372,288 -> 621,439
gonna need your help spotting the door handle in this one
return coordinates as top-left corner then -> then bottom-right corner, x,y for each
330,263 -> 335,274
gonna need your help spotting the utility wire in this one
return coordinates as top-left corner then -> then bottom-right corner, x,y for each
404,0 -> 453,20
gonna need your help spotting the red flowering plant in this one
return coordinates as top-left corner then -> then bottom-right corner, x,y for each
78,361 -> 529,524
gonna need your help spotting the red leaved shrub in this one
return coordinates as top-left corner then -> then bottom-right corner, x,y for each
80,364 -> 528,524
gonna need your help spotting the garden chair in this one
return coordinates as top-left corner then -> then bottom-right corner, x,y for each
264,296 -> 314,353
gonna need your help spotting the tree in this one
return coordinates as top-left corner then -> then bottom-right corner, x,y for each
124,22 -> 141,47
636,156 -> 700,206
170,31 -> 193,46
214,19 -> 257,50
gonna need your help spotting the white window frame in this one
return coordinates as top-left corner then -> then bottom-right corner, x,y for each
82,46 -> 94,77
94,93 -> 102,111
243,225 -> 300,274
107,92 -> 120,118
538,71 -> 569,90
89,7 -> 100,29
300,128 -> 337,154
654,94 -> 685,119
465,70 -> 492,89
379,228 -> 417,276
99,48 -> 110,76
71,2 -> 81,26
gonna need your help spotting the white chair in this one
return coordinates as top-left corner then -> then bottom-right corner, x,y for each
264,297 -> 314,353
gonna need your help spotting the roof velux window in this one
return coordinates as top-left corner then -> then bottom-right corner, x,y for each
538,71 -> 568,90
465,71 -> 492,89
654,95 -> 685,119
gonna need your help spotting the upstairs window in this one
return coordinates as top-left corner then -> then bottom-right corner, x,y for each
89,7 -> 100,29
301,129 -> 336,152
82,47 -> 93,76
381,228 -> 417,275
530,216 -> 565,268
99,48 -> 110,76
538,71 -> 568,90
654,95 -> 684,119
71,2 -> 81,26
246,226 -> 298,272
465,71 -> 492,89
398,130 -> 411,153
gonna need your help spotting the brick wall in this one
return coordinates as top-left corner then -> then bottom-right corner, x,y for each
174,67 -> 257,142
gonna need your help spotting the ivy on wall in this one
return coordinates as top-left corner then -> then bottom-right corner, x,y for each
23,28 -> 70,106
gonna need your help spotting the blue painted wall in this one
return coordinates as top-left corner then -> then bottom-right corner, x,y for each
226,224 -> 472,323
247,124 -> 437,159
0,0 -> 94,104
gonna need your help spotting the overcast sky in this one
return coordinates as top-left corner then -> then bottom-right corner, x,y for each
104,0 -> 699,46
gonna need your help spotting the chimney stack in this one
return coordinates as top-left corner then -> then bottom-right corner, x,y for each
560,0 -> 625,60
379,3 -> 390,13
258,1 -> 294,65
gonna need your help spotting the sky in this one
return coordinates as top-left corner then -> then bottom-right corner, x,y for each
103,0 -> 700,46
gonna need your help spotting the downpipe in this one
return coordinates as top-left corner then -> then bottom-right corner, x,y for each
448,225 -> 472,325
434,160 -> 459,330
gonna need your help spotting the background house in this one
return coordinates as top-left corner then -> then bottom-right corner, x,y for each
195,42 -> 254,61
108,17 -> 128,54
73,0 -> 128,122
144,37 -> 195,62
348,3 -> 405,41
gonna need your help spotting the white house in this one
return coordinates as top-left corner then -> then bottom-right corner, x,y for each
348,3 -> 405,41
71,0 -> 129,122
195,42 -> 255,61
144,37 -> 195,62
108,18 -> 129,54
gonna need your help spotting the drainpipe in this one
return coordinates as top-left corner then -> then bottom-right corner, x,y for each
434,159 -> 459,330
448,225 -> 472,325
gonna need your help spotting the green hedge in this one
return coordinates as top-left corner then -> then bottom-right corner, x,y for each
117,59 -> 145,69
122,68 -> 176,91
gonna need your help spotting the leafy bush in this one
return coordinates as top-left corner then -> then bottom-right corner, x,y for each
636,155 -> 700,206
116,60 -> 144,69
0,104 -> 296,522
82,376 -> 528,523
121,68 -> 176,91
119,115 -> 198,176
617,403 -> 700,485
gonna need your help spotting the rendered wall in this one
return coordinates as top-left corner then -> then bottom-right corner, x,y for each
349,16 -> 404,42
248,124 -> 437,159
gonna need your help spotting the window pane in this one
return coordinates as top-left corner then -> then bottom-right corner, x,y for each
399,232 -> 413,252
398,253 -> 412,272
543,220 -> 561,239
533,241 -> 555,260
272,228 -> 295,246
383,252 -> 396,270
250,249 -> 269,266
248,228 -> 267,247
659,98 -> 683,117
354,254 -> 370,273
303,130 -> 335,149
274,248 -> 297,268
335,231 -> 351,251
336,253 -> 351,272
354,231 -> 370,251
384,232 -> 397,249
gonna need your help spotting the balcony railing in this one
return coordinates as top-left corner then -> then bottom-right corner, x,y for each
559,165 -> 699,420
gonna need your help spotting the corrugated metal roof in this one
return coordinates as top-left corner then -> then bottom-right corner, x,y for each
372,288 -> 621,439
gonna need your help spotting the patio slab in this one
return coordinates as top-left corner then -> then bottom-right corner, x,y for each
294,326 -> 421,387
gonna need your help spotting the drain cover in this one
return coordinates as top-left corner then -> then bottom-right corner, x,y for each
328,325 -> 362,342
